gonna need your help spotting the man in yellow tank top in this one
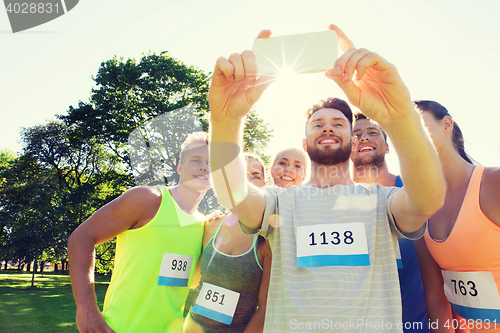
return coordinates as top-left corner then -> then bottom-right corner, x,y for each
68,132 -> 211,333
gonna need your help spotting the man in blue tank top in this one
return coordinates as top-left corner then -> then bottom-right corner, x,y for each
350,113 -> 430,333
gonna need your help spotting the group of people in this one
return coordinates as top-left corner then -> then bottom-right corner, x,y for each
68,23 -> 500,333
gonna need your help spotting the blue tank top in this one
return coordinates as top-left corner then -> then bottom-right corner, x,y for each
395,175 -> 430,333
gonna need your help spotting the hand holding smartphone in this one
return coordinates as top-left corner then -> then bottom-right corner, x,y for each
253,30 -> 338,76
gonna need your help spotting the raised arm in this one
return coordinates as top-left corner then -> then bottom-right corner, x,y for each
68,187 -> 160,333
209,32 -> 273,230
327,24 -> 445,233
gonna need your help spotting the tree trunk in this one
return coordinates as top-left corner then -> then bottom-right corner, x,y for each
31,248 -> 39,289
26,262 -> 31,272
3,261 -> 7,270
54,262 -> 59,272
40,261 -> 45,275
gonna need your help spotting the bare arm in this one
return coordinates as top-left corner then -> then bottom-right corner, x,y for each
327,24 -> 445,233
243,239 -> 272,333
209,32 -> 273,230
388,114 -> 445,233
68,186 -> 161,333
414,238 -> 455,333
480,167 -> 500,227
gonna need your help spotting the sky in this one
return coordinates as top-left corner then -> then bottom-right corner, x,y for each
1,0 -> 500,176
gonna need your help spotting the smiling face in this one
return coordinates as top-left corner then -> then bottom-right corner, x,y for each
303,108 -> 353,166
177,143 -> 211,193
246,157 -> 266,188
271,149 -> 307,188
351,118 -> 388,168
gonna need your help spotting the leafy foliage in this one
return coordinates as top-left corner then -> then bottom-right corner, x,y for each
2,52 -> 273,276
0,122 -> 128,281
58,52 -> 210,168
244,108 -> 273,165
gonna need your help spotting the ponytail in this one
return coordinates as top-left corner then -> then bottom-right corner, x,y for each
413,100 -> 473,164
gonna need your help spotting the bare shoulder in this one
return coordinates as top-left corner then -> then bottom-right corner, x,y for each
121,186 -> 162,201
480,167 -> 500,226
116,186 -> 162,210
114,186 -> 162,228
258,238 -> 272,259
483,167 -> 500,183
205,215 -> 225,231
202,214 -> 225,247
70,186 -> 163,244
481,167 -> 500,196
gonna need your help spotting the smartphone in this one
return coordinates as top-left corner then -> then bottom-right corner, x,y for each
253,30 -> 338,75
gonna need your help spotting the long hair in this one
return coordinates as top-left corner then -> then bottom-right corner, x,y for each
413,100 -> 473,164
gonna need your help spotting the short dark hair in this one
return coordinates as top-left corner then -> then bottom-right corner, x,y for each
353,112 -> 387,141
413,100 -> 472,164
304,97 -> 353,128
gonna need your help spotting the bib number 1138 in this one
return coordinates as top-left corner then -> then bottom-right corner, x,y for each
309,230 -> 354,245
296,222 -> 369,268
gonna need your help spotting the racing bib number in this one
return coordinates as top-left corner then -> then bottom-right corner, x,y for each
157,253 -> 193,287
296,222 -> 369,267
442,270 -> 500,322
191,282 -> 240,325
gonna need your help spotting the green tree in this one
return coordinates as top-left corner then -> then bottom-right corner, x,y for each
243,108 -> 273,165
0,121 -> 128,281
59,51 -> 273,213
0,149 -> 17,270
58,51 -> 211,168
0,154 -> 65,286
0,149 -> 16,167
22,121 -> 130,232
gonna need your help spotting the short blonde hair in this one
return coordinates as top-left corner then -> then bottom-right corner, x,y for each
244,152 -> 266,175
271,147 -> 309,171
180,131 -> 209,162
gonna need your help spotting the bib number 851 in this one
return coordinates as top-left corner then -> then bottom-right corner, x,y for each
205,289 -> 225,305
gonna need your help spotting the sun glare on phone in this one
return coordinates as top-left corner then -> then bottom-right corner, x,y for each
264,65 -> 306,104
275,65 -> 298,83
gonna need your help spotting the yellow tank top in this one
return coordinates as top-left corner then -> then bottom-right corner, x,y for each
102,187 -> 204,332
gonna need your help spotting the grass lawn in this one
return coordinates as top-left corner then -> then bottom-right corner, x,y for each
0,270 -> 110,332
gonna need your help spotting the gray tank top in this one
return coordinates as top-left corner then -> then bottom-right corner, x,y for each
189,216 -> 264,332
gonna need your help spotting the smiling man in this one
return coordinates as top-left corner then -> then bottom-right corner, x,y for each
68,131 -> 211,333
351,113 -> 398,185
351,113 -> 430,333
209,24 -> 445,332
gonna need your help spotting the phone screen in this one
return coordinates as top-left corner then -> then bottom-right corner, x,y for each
253,30 -> 338,75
